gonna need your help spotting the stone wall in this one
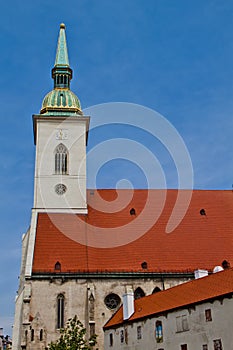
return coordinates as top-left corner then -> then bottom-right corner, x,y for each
14,275 -> 191,349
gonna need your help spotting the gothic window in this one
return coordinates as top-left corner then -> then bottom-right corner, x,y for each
152,287 -> 161,294
57,294 -> 65,329
134,287 -> 145,300
55,143 -> 68,174
104,293 -> 121,310
155,321 -> 163,343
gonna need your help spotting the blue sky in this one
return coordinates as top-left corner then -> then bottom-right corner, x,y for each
1,0 -> 233,335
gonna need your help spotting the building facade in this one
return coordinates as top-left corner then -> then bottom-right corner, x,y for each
12,24 -> 233,350
104,269 -> 233,350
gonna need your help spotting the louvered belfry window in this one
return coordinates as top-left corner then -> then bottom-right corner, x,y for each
55,143 -> 68,174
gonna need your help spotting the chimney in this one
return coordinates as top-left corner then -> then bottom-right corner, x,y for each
123,287 -> 134,320
194,269 -> 208,279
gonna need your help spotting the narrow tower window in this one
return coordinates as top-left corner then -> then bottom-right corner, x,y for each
55,143 -> 68,174
57,294 -> 65,329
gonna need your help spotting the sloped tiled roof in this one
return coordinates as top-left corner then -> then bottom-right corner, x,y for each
104,268 -> 233,329
32,189 -> 233,274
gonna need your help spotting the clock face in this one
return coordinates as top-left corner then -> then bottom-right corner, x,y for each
55,183 -> 67,195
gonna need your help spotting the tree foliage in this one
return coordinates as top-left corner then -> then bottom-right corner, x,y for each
48,315 -> 97,350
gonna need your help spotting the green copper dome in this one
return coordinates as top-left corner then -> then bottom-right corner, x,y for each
40,23 -> 82,116
41,89 -> 82,115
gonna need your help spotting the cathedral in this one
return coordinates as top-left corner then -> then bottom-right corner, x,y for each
12,24 -> 233,350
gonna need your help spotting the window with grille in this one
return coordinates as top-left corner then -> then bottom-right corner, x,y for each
55,143 -> 68,174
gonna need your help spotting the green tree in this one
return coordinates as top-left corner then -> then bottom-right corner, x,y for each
48,315 -> 97,350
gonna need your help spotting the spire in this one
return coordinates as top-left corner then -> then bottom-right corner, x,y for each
40,23 -> 82,115
52,23 -> 73,89
55,23 -> 69,67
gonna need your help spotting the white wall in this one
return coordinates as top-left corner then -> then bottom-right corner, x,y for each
104,297 -> 233,350
34,117 -> 88,211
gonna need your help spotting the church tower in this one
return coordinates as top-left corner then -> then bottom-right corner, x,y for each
13,22 -> 233,350
12,24 -> 91,350
33,23 -> 89,213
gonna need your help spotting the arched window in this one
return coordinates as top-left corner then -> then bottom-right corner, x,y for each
55,143 -> 68,174
134,287 -> 145,300
39,329 -> 43,341
57,294 -> 65,329
155,321 -> 163,343
152,287 -> 161,294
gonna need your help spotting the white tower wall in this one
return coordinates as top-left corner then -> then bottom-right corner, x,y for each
33,116 -> 89,213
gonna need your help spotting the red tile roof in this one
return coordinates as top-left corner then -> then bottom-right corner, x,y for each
104,268 -> 233,329
32,189 -> 233,274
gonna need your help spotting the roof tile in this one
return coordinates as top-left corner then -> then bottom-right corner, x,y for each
104,268 -> 233,329
32,189 -> 233,273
